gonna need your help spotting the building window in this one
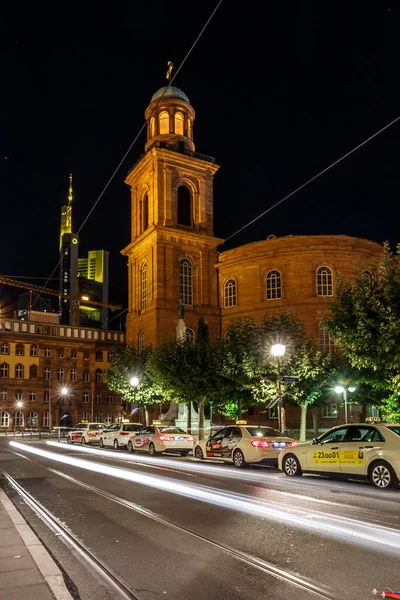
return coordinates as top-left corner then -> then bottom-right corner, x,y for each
44,368 -> 50,380
266,270 -> 282,300
84,351 -> 90,361
140,262 -> 147,310
42,411 -> 50,427
185,328 -> 195,343
27,411 -> 38,427
15,391 -> 22,403
57,348 -> 64,358
1,343 -> 9,355
29,364 -> 38,379
317,266 -> 333,296
15,364 -> 24,379
43,390 -> 49,403
94,413 -> 102,423
138,330 -> 145,352
159,110 -> 169,135
105,413 -> 113,425
82,412 -> 90,421
175,112 -> 184,135
44,347 -> 51,358
71,349 -> 77,359
107,352 -> 114,363
117,413 -> 124,423
70,368 -> 77,381
0,363 -> 9,378
29,390 -> 36,402
319,327 -> 336,353
269,405 -> 279,419
16,343 -> 25,356
150,116 -> 155,138
108,395 -> 113,404
30,345 -> 38,357
180,258 -> 193,306
322,403 -> 338,418
224,279 -> 237,307
95,350 -> 102,362
177,186 -> 191,226
1,412 -> 10,427
142,193 -> 149,232
83,392 -> 89,403
95,393 -> 101,404
84,370 -> 89,382
0,390 -> 7,401
57,368 -> 64,381
14,411 -> 23,427
95,369 -> 102,383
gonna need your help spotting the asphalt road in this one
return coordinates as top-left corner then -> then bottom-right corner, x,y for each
0,439 -> 399,600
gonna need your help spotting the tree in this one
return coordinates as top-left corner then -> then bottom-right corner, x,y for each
323,242 -> 400,418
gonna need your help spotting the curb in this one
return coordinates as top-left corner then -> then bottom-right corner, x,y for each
0,488 -> 74,600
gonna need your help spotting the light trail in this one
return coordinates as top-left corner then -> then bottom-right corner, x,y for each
10,441 -> 400,556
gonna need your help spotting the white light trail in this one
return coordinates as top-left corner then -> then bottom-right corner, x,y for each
10,441 -> 400,556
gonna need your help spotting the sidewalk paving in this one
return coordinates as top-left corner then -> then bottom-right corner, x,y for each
0,488 -> 74,600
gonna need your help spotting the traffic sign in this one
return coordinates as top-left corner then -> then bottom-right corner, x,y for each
281,376 -> 299,382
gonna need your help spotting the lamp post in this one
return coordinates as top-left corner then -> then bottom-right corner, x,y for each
16,400 -> 23,434
334,385 -> 356,424
130,376 -> 139,421
271,343 -> 286,432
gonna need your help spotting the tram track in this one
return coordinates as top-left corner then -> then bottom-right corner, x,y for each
2,465 -> 345,600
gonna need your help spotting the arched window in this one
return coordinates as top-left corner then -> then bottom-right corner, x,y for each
138,330 -> 145,352
185,327 -> 195,343
266,270 -> 281,300
224,329 -> 230,340
27,412 -> 38,427
117,413 -> 124,423
177,186 -> 191,226
188,119 -> 192,139
0,363 -> 9,378
14,411 -> 23,427
105,413 -> 113,425
70,368 -> 77,381
180,258 -> 193,306
42,411 -> 50,427
29,391 -> 36,402
224,279 -> 237,307
140,263 -> 147,309
83,392 -> 89,403
1,412 -> 10,427
142,193 -> 149,232
1,343 -> 9,355
319,327 -> 336,353
16,343 -> 24,356
159,111 -> 169,135
30,345 -> 38,357
317,266 -> 333,296
95,369 -> 103,383
174,112 -> 184,135
82,412 -> 90,421
94,413 -> 102,423
107,352 -> 114,363
150,116 -> 155,138
29,364 -> 38,379
15,364 -> 24,379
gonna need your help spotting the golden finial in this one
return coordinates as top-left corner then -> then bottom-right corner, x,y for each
68,173 -> 73,206
166,61 -> 174,81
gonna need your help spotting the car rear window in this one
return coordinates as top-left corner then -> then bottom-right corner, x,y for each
123,424 -> 142,432
387,426 -> 400,437
159,427 -> 186,434
245,426 -> 284,437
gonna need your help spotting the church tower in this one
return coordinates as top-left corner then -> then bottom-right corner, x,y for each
122,84 -> 223,348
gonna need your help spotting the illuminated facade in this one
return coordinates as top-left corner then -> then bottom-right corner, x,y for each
78,250 -> 109,329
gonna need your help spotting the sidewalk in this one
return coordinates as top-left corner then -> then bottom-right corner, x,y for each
0,488 -> 74,600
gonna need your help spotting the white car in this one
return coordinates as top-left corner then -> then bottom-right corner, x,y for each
128,423 -> 194,456
99,422 -> 143,450
67,422 -> 106,445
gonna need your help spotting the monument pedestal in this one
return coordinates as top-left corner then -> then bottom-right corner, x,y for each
175,402 -> 211,440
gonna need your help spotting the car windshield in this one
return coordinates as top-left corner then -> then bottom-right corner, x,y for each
122,424 -> 142,432
246,427 -> 284,437
159,427 -> 186,434
387,425 -> 400,437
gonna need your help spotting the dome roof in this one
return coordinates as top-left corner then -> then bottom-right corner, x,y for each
151,86 -> 190,104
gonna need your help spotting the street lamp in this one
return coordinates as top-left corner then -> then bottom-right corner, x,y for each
271,344 -> 286,432
16,401 -> 23,433
130,376 -> 139,420
334,385 -> 356,424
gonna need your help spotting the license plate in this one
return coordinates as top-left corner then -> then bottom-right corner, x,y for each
174,437 -> 184,441
272,442 -> 287,448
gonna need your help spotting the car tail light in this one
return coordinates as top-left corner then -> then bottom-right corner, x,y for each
290,441 -> 298,446
187,436 -> 194,442
120,432 -> 130,436
159,435 -> 172,441
251,440 -> 270,448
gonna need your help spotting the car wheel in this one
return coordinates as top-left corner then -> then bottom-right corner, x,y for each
369,460 -> 398,489
67,436 -> 72,444
283,454 -> 303,477
81,436 -> 86,445
127,440 -> 135,453
194,446 -> 204,460
232,449 -> 246,468
99,438 -> 104,448
113,439 -> 119,450
149,443 -> 158,456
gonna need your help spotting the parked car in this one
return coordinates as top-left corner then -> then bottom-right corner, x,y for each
194,421 -> 297,468
128,422 -> 194,456
66,422 -> 106,445
278,422 -> 400,489
99,422 -> 143,449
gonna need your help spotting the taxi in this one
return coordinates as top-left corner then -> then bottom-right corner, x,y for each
278,420 -> 400,489
99,420 -> 143,449
193,421 -> 297,468
66,422 -> 106,445
127,421 -> 194,456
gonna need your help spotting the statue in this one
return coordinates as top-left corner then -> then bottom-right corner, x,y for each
178,300 -> 185,320
166,61 -> 174,81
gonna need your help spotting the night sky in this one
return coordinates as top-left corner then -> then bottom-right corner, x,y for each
1,2 -> 399,320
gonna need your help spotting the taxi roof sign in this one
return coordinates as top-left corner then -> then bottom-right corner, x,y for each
122,419 -> 130,423
152,420 -> 162,426
81,420 -> 89,423
365,416 -> 380,423
236,420 -> 247,425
